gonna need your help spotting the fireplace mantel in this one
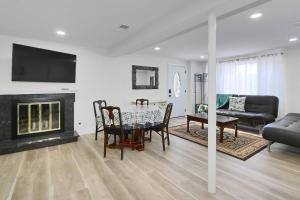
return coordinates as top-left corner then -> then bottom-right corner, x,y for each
0,89 -> 78,95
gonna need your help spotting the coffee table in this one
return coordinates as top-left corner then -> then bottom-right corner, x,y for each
187,113 -> 239,143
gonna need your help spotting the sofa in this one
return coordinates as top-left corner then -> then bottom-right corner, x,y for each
217,95 -> 279,132
262,113 -> 300,150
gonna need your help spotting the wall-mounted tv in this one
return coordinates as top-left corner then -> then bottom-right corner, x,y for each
12,43 -> 76,83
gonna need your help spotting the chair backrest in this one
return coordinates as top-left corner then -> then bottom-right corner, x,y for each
136,99 -> 149,106
93,100 -> 107,119
163,103 -> 173,127
100,106 -> 123,130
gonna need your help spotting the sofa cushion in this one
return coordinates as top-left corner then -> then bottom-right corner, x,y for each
229,96 -> 246,112
262,113 -> 300,148
235,95 -> 279,117
217,109 -> 275,123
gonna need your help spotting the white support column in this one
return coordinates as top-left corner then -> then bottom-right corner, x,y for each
208,11 -> 217,194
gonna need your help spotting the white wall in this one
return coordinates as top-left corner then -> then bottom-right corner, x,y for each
283,45 -> 300,114
186,60 -> 207,114
0,34 -> 186,134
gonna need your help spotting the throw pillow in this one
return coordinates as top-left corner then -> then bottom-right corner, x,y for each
228,97 -> 246,112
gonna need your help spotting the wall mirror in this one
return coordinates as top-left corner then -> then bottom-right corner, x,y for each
132,65 -> 159,89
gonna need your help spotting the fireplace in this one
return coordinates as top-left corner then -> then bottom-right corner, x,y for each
14,100 -> 63,139
0,93 -> 78,154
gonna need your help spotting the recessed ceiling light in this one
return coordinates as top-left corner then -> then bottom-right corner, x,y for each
119,24 -> 130,29
200,55 -> 206,59
56,30 -> 66,36
154,47 -> 161,51
250,13 -> 263,19
289,37 -> 298,42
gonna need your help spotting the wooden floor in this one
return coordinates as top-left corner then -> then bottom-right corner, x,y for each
1,124 -> 300,200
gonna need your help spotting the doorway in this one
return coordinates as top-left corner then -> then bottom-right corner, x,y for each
168,65 -> 187,117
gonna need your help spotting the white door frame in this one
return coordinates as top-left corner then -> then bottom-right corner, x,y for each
167,64 -> 187,117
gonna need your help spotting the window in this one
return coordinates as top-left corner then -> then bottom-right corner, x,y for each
217,53 -> 284,96
173,72 -> 181,98
217,52 -> 286,117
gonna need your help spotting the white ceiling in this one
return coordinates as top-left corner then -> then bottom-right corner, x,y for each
0,0 -> 198,49
0,0 -> 277,59
140,0 -> 300,60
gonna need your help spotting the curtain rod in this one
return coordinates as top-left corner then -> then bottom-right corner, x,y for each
218,51 -> 284,63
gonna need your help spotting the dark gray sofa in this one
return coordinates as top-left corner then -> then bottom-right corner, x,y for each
262,113 -> 300,150
217,95 -> 279,132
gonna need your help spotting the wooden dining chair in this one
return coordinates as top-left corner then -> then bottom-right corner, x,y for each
93,100 -> 107,140
136,99 -> 149,106
149,103 -> 173,151
100,106 -> 124,160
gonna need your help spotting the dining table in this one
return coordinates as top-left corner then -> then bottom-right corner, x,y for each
102,105 -> 164,151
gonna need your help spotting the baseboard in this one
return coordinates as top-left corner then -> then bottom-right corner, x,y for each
77,127 -> 96,136
0,131 -> 79,155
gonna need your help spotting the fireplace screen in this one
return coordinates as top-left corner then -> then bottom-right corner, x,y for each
17,101 -> 61,135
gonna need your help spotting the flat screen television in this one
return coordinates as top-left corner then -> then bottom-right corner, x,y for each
12,43 -> 76,83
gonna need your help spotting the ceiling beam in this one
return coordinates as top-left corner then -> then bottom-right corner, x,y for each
107,0 -> 271,57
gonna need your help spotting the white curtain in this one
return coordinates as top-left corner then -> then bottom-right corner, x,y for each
217,53 -> 286,117
217,58 -> 258,94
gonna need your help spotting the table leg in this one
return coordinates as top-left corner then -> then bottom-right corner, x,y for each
219,126 -> 224,143
131,129 -> 136,150
142,129 -> 145,149
201,122 -> 204,129
187,118 -> 190,132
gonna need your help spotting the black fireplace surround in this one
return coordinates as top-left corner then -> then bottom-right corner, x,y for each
0,93 -> 78,154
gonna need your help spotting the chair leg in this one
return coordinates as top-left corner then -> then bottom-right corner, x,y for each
120,133 -> 124,160
121,148 -> 124,160
166,127 -> 170,146
142,129 -> 145,149
95,127 -> 98,140
104,132 -> 107,158
161,130 -> 166,151
114,134 -> 117,144
149,130 -> 152,142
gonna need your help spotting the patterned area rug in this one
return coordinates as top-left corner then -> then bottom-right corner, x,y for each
169,123 -> 268,160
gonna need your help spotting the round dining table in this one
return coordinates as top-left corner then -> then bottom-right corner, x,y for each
121,105 -> 164,127
102,105 -> 164,151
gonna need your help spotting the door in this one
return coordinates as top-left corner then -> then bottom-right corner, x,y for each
168,65 -> 186,117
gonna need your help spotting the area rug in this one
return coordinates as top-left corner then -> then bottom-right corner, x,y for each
169,123 -> 268,160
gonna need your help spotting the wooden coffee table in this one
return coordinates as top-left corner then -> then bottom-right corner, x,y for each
187,113 -> 239,143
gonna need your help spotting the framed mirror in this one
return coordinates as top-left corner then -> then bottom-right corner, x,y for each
132,65 -> 159,89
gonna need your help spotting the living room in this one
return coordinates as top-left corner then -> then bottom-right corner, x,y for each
0,0 -> 299,200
